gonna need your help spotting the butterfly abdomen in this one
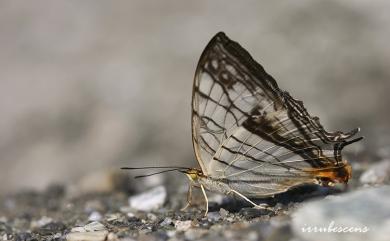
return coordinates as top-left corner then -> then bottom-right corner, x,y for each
197,176 -> 233,195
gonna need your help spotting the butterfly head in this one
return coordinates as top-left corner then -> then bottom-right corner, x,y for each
182,168 -> 204,182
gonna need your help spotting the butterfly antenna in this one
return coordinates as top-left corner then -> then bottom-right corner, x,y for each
121,166 -> 189,170
133,168 -> 184,179
121,166 -> 191,179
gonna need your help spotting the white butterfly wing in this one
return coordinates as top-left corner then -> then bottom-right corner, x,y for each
191,32 -> 360,196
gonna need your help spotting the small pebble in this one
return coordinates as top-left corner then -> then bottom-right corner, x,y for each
146,213 -> 157,222
239,207 -> 273,219
71,227 -> 87,232
88,211 -> 102,222
219,208 -> 229,219
16,233 -> 33,241
226,217 -> 234,222
207,212 -> 221,222
71,221 -> 106,233
84,222 -> 106,232
106,213 -> 122,222
66,230 -> 108,241
174,220 -> 192,232
31,216 -> 53,228
128,186 -> 167,211
160,217 -> 173,227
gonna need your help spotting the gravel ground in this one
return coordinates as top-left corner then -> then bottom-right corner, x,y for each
1,2 -> 390,241
1,147 -> 389,241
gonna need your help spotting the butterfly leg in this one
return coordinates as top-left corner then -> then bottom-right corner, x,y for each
200,184 -> 209,216
229,189 -> 271,210
180,184 -> 193,211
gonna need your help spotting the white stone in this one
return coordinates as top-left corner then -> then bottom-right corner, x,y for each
71,227 -> 87,232
71,221 -> 106,233
88,211 -> 102,222
128,186 -> 167,211
66,230 -> 108,241
146,213 -> 157,222
174,220 -> 192,232
31,216 -> 53,228
106,213 -> 121,222
84,221 -> 106,232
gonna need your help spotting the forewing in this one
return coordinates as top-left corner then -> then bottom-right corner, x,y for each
191,32 -> 360,196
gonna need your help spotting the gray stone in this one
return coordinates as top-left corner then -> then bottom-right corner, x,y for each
292,186 -> 390,241
159,217 -> 173,227
219,208 -> 229,219
206,212 -> 221,222
16,233 -> 34,241
238,207 -> 273,219
360,159 -> 390,185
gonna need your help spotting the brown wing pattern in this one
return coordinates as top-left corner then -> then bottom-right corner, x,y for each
191,32 -> 361,196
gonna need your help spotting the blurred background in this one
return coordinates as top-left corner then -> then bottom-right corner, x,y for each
0,0 -> 389,194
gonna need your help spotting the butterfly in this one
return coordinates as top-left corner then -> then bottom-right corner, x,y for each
123,32 -> 362,215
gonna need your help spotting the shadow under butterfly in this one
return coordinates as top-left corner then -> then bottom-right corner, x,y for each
122,32 -> 363,216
